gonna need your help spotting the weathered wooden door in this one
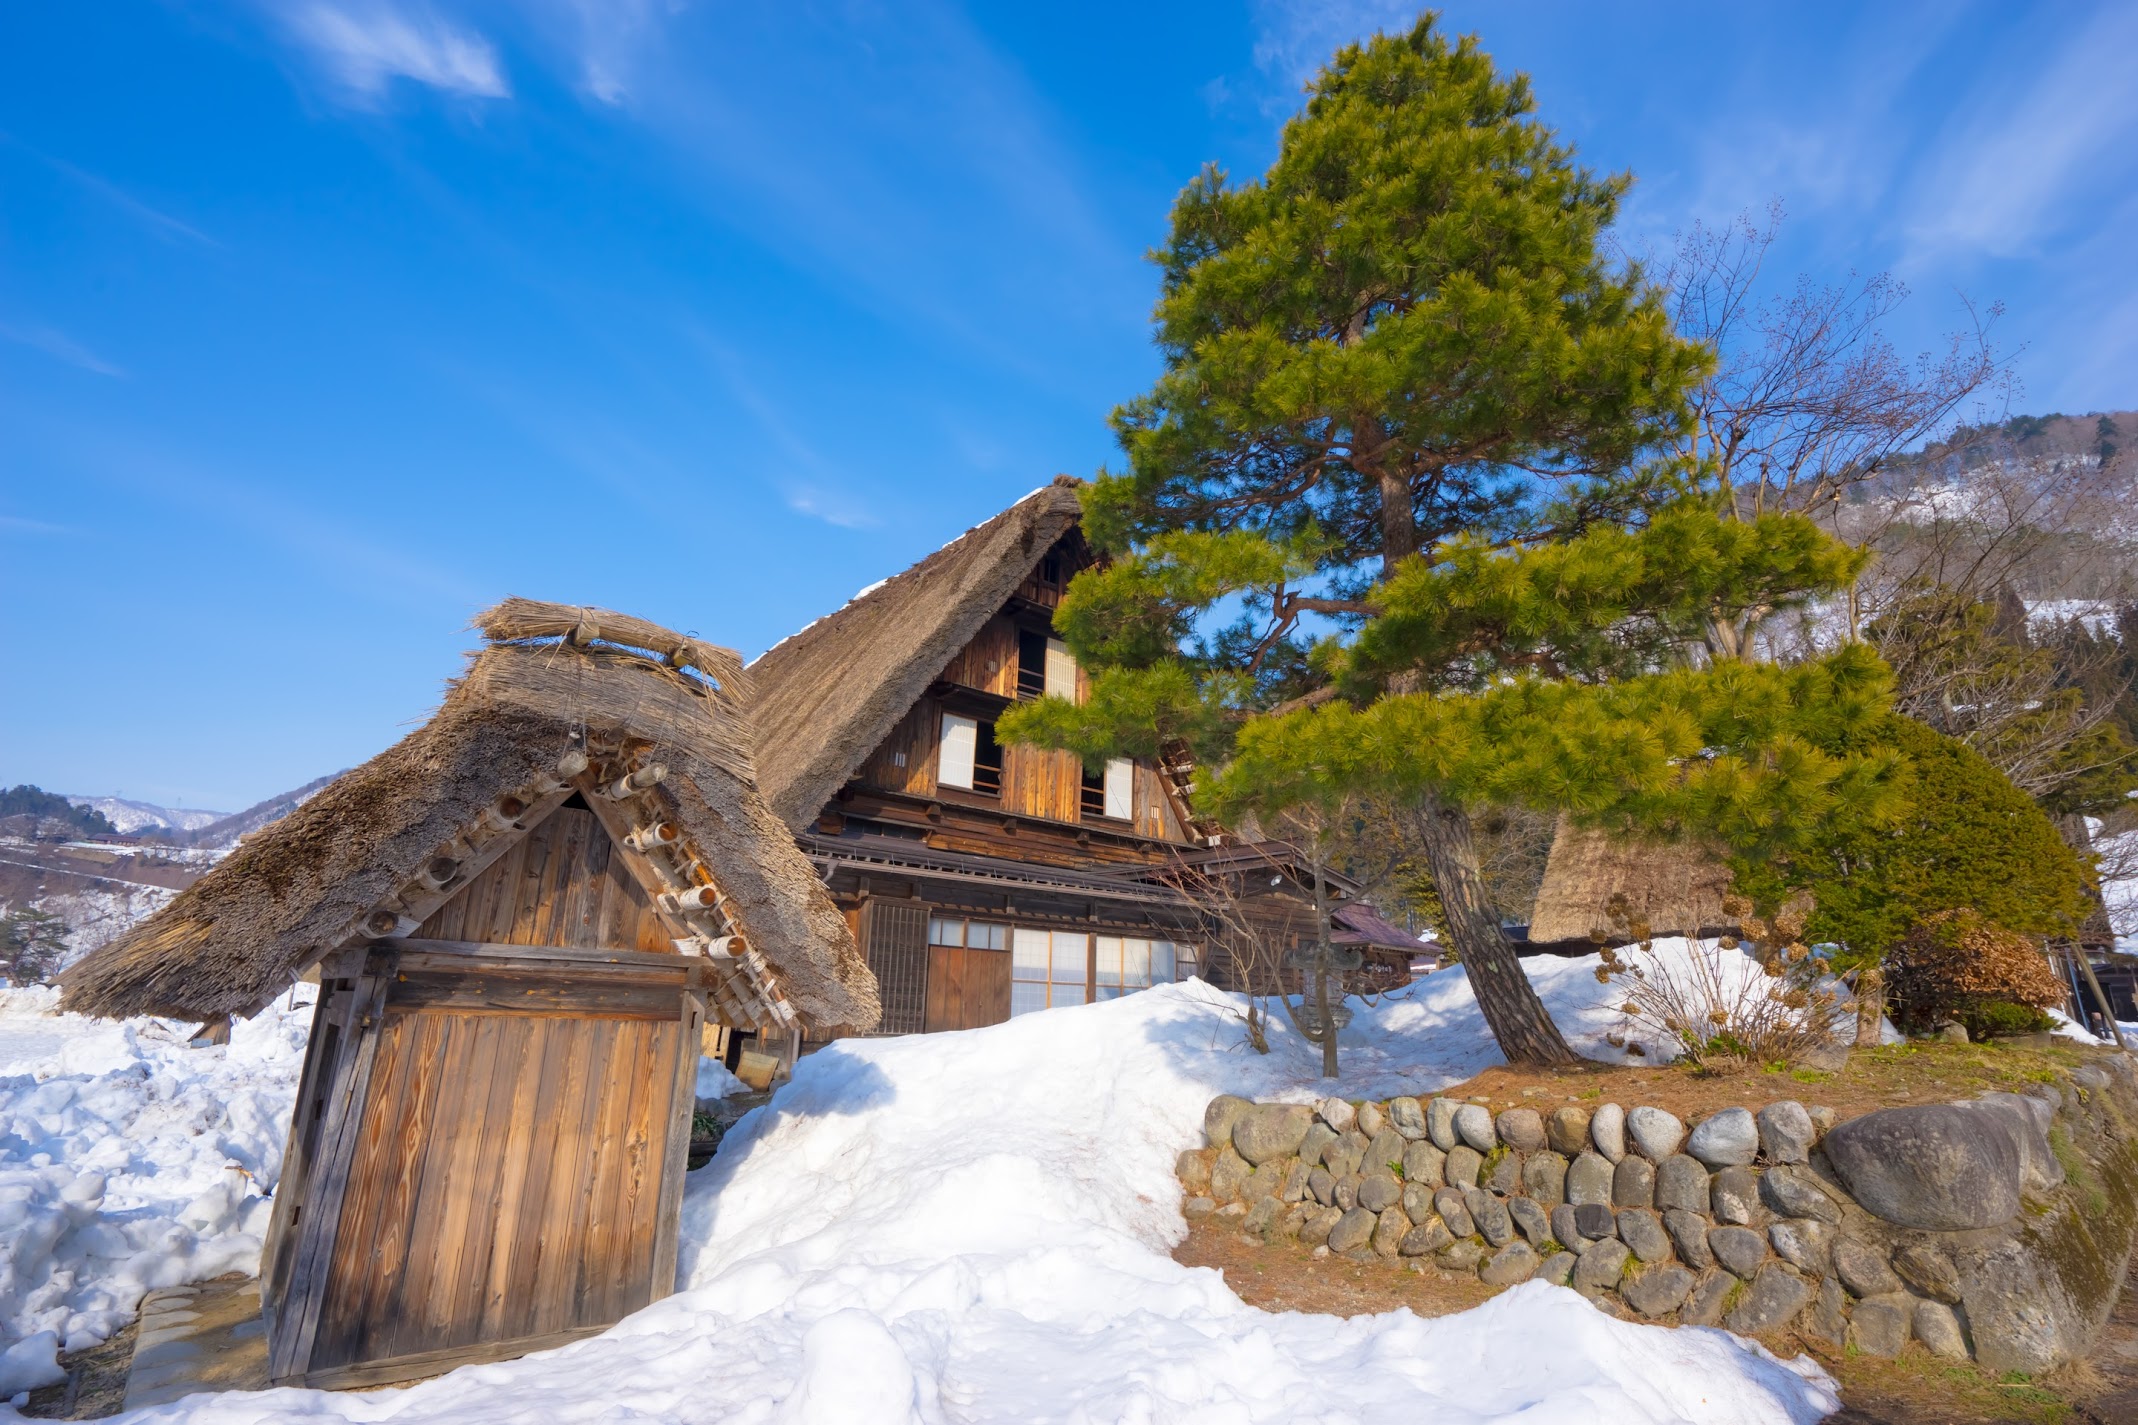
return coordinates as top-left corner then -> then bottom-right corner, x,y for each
265,943 -> 705,1389
922,946 -> 1011,1031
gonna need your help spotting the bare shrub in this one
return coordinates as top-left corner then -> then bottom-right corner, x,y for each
1884,908 -> 2067,1035
1595,893 -> 1851,1068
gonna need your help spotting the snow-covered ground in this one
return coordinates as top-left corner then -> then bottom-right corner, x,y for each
0,988 -> 308,1398
0,943 -> 1849,1421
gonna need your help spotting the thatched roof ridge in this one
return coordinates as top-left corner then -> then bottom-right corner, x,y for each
1526,815 -> 1741,946
62,599 -> 879,1032
748,477 -> 1086,829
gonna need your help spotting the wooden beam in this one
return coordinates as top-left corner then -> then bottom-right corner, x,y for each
650,987 -> 705,1300
268,947 -> 397,1383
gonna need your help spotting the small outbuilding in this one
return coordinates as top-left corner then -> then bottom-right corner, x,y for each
1524,814 -> 1741,953
62,599 -> 878,1389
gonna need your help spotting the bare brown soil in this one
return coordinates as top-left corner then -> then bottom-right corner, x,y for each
21,1317 -> 135,1419
1423,1036 -> 2093,1126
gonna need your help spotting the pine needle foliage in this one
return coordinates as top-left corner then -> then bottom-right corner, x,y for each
1001,16 -> 1900,1065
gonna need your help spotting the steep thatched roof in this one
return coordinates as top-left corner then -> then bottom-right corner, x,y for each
1526,816 -> 1741,946
748,477 -> 1086,829
61,598 -> 879,1033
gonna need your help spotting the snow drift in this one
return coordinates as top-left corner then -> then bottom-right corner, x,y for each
0,943 -> 1842,1421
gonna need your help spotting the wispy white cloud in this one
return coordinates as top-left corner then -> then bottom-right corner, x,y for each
283,2 -> 509,102
533,0 -> 673,106
0,134 -> 219,247
783,487 -> 877,530
1901,3 -> 2138,265
1248,0 -> 1416,92
684,327 -> 882,529
0,322 -> 125,377
0,514 -> 72,535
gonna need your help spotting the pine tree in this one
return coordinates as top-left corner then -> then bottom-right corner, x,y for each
1003,18 -> 1900,1066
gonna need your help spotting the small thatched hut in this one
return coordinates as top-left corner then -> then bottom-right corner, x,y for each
1524,816 -> 1741,952
63,598 -> 876,1389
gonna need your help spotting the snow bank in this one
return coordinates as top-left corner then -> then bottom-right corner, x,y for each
65,940 -> 1835,1423
0,987 -> 305,1363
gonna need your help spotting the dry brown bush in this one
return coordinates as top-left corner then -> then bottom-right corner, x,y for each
1595,892 -> 1852,1069
1884,908 -> 2066,1034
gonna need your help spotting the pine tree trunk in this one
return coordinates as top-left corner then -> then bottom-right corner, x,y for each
1416,794 -> 1580,1066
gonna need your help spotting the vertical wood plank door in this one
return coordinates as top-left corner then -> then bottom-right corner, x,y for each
303,998 -> 685,1380
922,947 -> 1012,1032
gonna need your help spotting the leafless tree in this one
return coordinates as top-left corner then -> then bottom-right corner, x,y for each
1667,204 -> 2013,517
1662,205 -> 2016,657
1161,812 -> 1359,1079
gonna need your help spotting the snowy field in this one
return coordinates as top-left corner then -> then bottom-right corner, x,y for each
0,946 -> 1859,1422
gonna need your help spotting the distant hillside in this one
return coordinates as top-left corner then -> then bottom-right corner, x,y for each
1909,408 -> 2134,476
0,786 -> 117,840
185,772 -> 341,849
64,795 -> 228,837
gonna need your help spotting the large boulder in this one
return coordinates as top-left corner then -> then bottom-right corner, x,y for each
1234,1103 -> 1316,1166
1821,1104 -> 2023,1230
1968,1092 -> 2064,1195
1687,1108 -> 1758,1168
1205,1095 -> 1252,1147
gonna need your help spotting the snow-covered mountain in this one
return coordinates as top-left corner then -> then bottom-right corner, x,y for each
62,795 -> 227,836
186,773 -> 339,850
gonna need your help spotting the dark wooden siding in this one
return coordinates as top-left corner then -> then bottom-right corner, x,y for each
857,701 -> 939,797
937,615 -> 1018,697
418,806 -> 674,953
1000,744 -> 1081,822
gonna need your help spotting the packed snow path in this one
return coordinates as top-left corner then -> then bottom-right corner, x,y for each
1,950 -> 1845,1422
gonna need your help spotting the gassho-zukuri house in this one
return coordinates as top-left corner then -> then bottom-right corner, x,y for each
746,475 -> 1423,1036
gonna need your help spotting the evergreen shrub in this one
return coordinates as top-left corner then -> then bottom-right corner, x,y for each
1735,715 -> 2093,967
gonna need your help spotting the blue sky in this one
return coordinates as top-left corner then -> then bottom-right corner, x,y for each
5,1 -> 2135,812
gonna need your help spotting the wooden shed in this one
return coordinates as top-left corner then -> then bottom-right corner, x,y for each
61,599 -> 878,1389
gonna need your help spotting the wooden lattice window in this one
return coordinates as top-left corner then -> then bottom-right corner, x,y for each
860,899 -> 930,1035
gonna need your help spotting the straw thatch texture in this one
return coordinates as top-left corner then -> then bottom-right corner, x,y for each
62,601 -> 878,1032
1526,816 -> 1741,946
748,478 -> 1085,829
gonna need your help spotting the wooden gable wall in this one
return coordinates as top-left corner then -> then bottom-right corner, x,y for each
844,552 -> 1191,845
418,804 -> 679,954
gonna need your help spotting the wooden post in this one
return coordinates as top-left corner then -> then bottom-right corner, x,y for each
2072,945 -> 2129,1050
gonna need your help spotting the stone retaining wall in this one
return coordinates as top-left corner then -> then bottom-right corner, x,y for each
1179,1054 -> 2138,1370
